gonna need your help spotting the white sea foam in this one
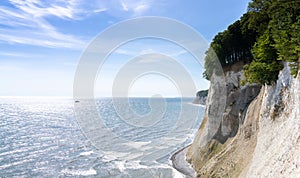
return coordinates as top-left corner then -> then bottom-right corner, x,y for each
123,141 -> 152,149
0,97 -> 205,177
79,151 -> 94,156
172,168 -> 185,178
0,158 -> 34,170
114,161 -> 126,172
61,168 -> 97,176
187,102 -> 206,107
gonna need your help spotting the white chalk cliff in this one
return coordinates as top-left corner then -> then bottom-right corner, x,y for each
187,62 -> 300,177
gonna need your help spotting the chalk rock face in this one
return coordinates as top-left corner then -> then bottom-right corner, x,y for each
191,70 -> 260,147
215,71 -> 261,143
187,62 -> 300,177
246,63 -> 300,177
197,73 -> 227,148
187,69 -> 261,169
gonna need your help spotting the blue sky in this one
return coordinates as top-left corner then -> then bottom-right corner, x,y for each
0,0 -> 251,97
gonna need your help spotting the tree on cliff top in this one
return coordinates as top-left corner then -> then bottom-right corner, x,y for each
203,16 -> 257,80
203,0 -> 299,84
243,0 -> 299,84
243,30 -> 283,85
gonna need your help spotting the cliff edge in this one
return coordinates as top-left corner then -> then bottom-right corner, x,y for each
187,63 -> 300,177
192,90 -> 208,105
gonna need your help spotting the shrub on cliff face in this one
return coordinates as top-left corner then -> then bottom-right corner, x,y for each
243,61 -> 283,85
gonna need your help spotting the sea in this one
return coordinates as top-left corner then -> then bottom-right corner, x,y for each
0,97 -> 204,177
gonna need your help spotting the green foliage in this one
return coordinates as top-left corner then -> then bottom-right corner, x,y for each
243,61 -> 283,85
252,31 -> 277,62
204,0 -> 299,84
269,0 -> 300,77
203,15 -> 258,80
196,90 -> 208,97
245,31 -> 283,84
247,0 -> 273,34
244,0 -> 299,83
203,47 -> 222,80
242,30 -> 283,85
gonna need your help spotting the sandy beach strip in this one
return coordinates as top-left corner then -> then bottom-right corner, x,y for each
171,145 -> 196,178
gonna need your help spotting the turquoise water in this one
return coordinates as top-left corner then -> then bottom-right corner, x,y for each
0,97 -> 204,177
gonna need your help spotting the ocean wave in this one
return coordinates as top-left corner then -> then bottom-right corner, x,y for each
61,168 -> 97,176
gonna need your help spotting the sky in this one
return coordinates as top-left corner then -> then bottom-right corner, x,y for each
0,0 -> 251,97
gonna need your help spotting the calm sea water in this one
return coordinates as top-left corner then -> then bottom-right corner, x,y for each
0,97 -> 204,177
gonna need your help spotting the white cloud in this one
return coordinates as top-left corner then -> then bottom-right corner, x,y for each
115,48 -> 158,56
0,0 -> 154,49
115,49 -> 136,56
139,49 -> 156,55
122,0 -> 150,15
136,54 -> 165,63
0,0 -> 106,49
102,0 -> 154,18
171,50 -> 188,57
133,4 -> 149,15
0,0 -> 162,49
114,43 -> 189,59
8,0 -> 105,20
120,0 -> 129,11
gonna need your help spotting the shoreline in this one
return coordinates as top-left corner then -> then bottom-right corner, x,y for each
171,145 -> 196,178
